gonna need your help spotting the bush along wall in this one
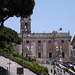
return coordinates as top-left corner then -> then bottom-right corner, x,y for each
15,57 -> 49,75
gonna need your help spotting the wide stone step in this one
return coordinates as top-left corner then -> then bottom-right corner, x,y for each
0,56 -> 36,75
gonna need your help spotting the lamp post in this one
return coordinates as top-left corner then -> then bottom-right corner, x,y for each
7,54 -> 12,75
22,30 -> 24,75
7,59 -> 11,75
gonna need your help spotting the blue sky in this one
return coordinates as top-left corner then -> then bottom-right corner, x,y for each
5,0 -> 75,38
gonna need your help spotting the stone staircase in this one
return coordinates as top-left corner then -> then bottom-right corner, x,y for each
0,54 -> 36,75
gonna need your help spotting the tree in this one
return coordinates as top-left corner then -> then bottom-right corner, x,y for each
0,0 -> 35,27
0,26 -> 22,45
0,26 -> 22,55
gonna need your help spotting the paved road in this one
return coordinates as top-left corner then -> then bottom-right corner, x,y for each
41,64 -> 70,75
0,56 -> 36,75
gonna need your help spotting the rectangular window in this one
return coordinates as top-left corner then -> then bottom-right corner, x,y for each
38,40 -> 41,44
49,52 -> 52,58
61,40 -> 64,43
48,40 -> 51,44
62,52 -> 65,58
38,52 -> 41,58
26,40 -> 30,44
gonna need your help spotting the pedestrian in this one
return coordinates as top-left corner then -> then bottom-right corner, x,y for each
51,68 -> 52,74
54,69 -> 56,75
61,68 -> 62,72
64,69 -> 65,75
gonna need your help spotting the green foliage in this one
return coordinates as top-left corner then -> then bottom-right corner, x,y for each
14,57 -> 49,75
0,26 -> 22,44
0,41 -> 17,55
0,26 -> 22,56
0,0 -> 35,26
28,57 -> 36,62
13,53 -> 27,60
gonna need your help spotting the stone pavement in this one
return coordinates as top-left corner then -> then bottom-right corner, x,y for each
0,56 -> 36,75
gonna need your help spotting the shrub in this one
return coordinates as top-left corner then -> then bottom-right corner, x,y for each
14,57 -> 49,75
28,57 -> 36,62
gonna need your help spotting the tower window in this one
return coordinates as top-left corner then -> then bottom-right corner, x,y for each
25,23 -> 27,29
26,40 -> 30,44
25,23 -> 27,25
49,52 -> 52,58
61,40 -> 64,43
38,52 -> 41,58
25,23 -> 28,31
25,23 -> 27,28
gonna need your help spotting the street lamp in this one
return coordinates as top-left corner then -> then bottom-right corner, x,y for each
7,54 -> 12,75
22,30 -> 24,75
7,58 -> 11,75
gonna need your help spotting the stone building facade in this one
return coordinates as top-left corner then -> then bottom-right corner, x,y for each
15,17 -> 72,63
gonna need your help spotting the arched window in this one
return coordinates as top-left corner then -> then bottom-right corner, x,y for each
25,23 -> 28,31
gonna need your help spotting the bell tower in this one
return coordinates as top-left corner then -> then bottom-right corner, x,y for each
20,16 -> 31,34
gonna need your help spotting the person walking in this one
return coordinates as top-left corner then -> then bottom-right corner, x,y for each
54,69 -> 56,75
63,69 -> 65,75
51,68 -> 53,74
